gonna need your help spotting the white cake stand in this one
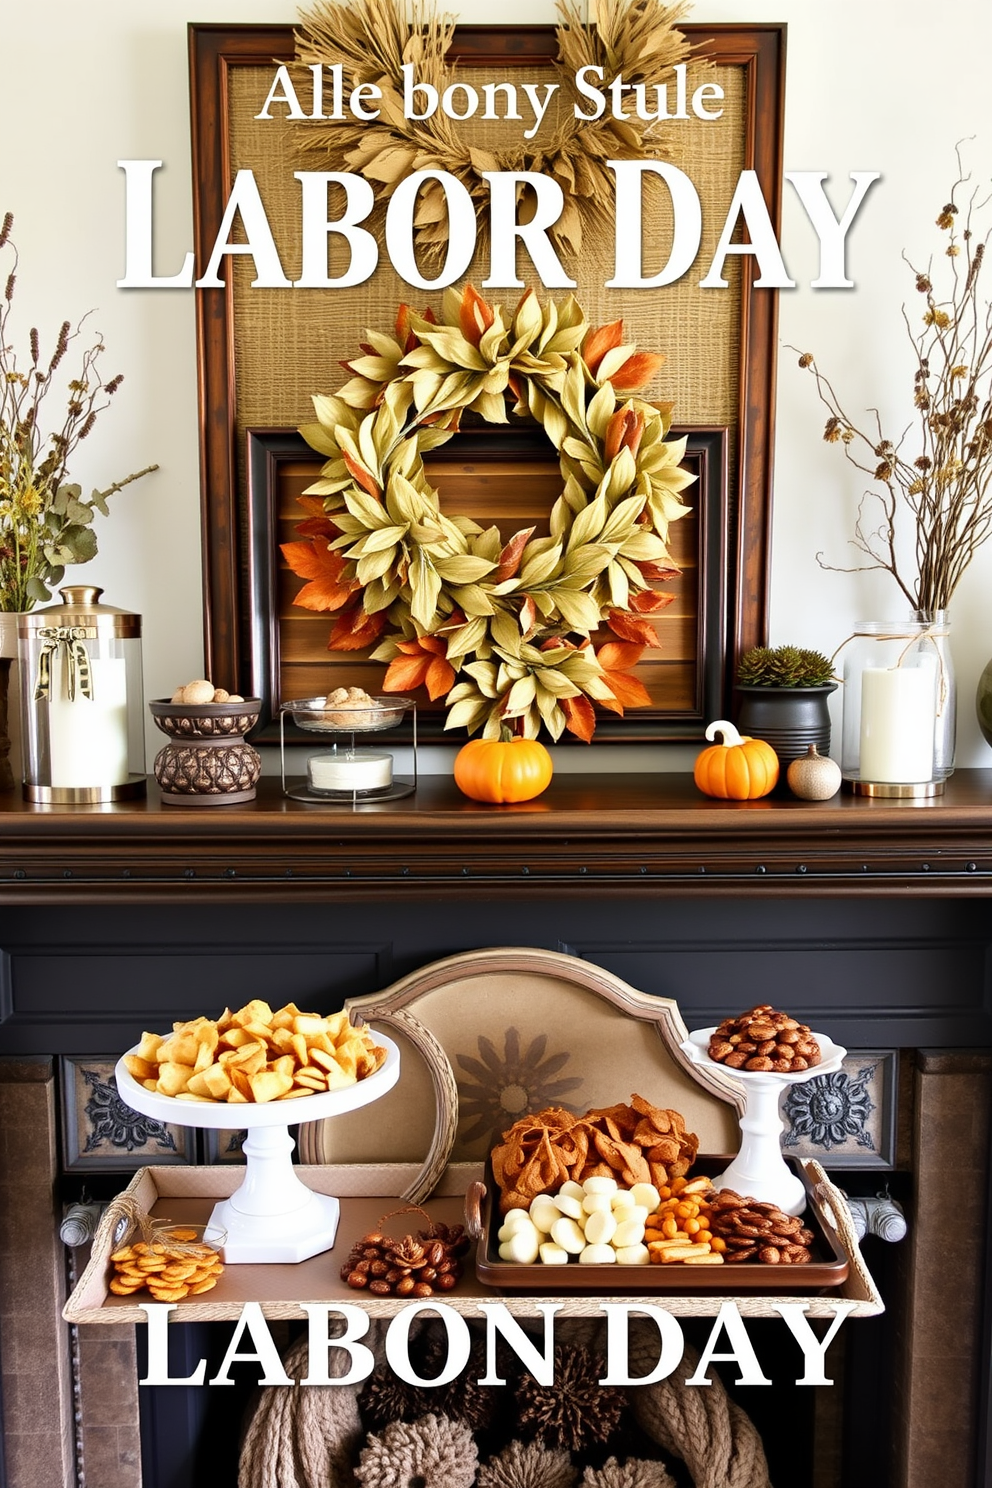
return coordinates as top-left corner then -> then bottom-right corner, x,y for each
114,1033 -> 400,1263
681,1027 -> 846,1216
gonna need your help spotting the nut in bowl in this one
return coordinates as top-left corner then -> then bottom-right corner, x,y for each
149,696 -> 261,739
149,695 -> 263,805
284,693 -> 411,733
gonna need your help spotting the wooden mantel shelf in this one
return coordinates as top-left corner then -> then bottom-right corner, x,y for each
2,771 -> 992,901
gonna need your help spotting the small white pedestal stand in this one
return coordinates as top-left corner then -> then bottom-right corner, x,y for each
681,1028 -> 847,1216
115,1034 -> 400,1263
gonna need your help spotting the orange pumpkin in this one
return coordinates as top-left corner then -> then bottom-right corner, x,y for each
454,735 -> 553,803
693,720 -> 779,800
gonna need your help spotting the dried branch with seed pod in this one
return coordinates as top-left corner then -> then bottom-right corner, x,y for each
793,145 -> 992,614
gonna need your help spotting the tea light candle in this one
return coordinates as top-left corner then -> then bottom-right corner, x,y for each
308,748 -> 392,794
47,657 -> 130,788
859,665 -> 934,782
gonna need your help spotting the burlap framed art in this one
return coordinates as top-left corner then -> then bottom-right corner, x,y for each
189,21 -> 785,742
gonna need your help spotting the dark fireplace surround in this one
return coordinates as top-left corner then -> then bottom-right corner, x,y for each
1,772 -> 992,1488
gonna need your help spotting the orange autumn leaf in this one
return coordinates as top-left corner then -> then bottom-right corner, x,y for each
607,609 -> 661,647
281,540 -> 356,614
583,320 -> 624,375
596,641 -> 652,714
496,527 -> 536,582
328,604 -> 388,652
609,351 -> 666,392
604,405 -> 645,461
637,559 -> 682,583
631,589 -> 677,613
343,452 -> 382,500
297,495 -> 331,518
294,493 -> 339,539
459,284 -> 496,346
383,635 -> 456,700
297,514 -> 338,539
563,695 -> 597,743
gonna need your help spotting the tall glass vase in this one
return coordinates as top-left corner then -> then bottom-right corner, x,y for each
916,611 -> 955,781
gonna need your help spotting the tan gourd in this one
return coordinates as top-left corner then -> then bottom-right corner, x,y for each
786,744 -> 842,801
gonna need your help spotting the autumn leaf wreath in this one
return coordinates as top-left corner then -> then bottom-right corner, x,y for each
282,285 -> 694,742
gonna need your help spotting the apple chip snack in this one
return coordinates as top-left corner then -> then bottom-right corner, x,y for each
109,1228 -> 225,1301
122,999 -> 387,1103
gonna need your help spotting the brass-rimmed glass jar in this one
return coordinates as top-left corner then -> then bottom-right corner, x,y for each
18,586 -> 146,802
840,613 -> 953,797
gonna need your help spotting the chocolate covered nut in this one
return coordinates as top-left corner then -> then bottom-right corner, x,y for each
707,1005 -> 820,1072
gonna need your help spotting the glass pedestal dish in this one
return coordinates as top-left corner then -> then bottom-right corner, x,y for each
681,1028 -> 847,1215
279,696 -> 416,805
114,1034 -> 400,1262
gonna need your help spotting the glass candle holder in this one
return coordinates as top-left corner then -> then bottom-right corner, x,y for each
307,746 -> 393,798
19,586 -> 146,803
840,617 -> 950,797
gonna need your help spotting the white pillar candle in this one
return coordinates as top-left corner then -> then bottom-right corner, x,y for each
308,749 -> 392,794
859,665 -> 934,782
47,656 -> 130,788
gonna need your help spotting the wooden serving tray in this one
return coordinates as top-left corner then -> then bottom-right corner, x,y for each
471,1158 -> 850,1294
63,1160 -> 878,1323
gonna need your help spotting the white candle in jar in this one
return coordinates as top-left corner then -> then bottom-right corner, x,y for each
859,665 -> 934,782
308,749 -> 392,793
47,657 -> 130,788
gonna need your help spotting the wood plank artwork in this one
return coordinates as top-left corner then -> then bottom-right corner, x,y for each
248,426 -> 726,741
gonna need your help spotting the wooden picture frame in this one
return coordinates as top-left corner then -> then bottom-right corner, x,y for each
189,21 -> 786,741
247,424 -> 727,742
59,1056 -> 191,1173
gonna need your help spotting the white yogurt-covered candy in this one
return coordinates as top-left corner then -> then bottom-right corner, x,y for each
498,1222 -> 541,1264
615,1243 -> 650,1266
529,1196 -> 560,1234
583,1175 -> 618,1195
553,1193 -> 584,1220
581,1191 -> 613,1215
583,1209 -> 618,1247
611,1189 -> 636,1210
613,1217 -> 646,1248
579,1243 -> 617,1264
630,1183 -> 661,1211
539,1242 -> 570,1264
550,1217 -> 586,1254
498,1210 -> 534,1241
559,1180 -> 586,1202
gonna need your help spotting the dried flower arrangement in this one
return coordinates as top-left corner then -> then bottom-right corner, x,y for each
293,0 -> 696,264
795,149 -> 992,614
0,213 -> 156,612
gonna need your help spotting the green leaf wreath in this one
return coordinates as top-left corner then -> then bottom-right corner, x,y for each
282,284 -> 694,742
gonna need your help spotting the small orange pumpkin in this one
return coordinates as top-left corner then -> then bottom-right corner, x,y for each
693,719 -> 779,800
454,734 -> 553,803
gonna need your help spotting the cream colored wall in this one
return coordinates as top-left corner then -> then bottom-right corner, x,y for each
1,0 -> 989,771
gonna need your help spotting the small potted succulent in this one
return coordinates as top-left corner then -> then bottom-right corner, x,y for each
735,645 -> 838,772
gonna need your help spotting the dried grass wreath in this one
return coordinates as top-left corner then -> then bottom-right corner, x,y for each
281,284 -> 694,741
293,0 -> 698,263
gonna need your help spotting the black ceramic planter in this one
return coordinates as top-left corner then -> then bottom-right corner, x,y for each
735,684 -> 838,776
